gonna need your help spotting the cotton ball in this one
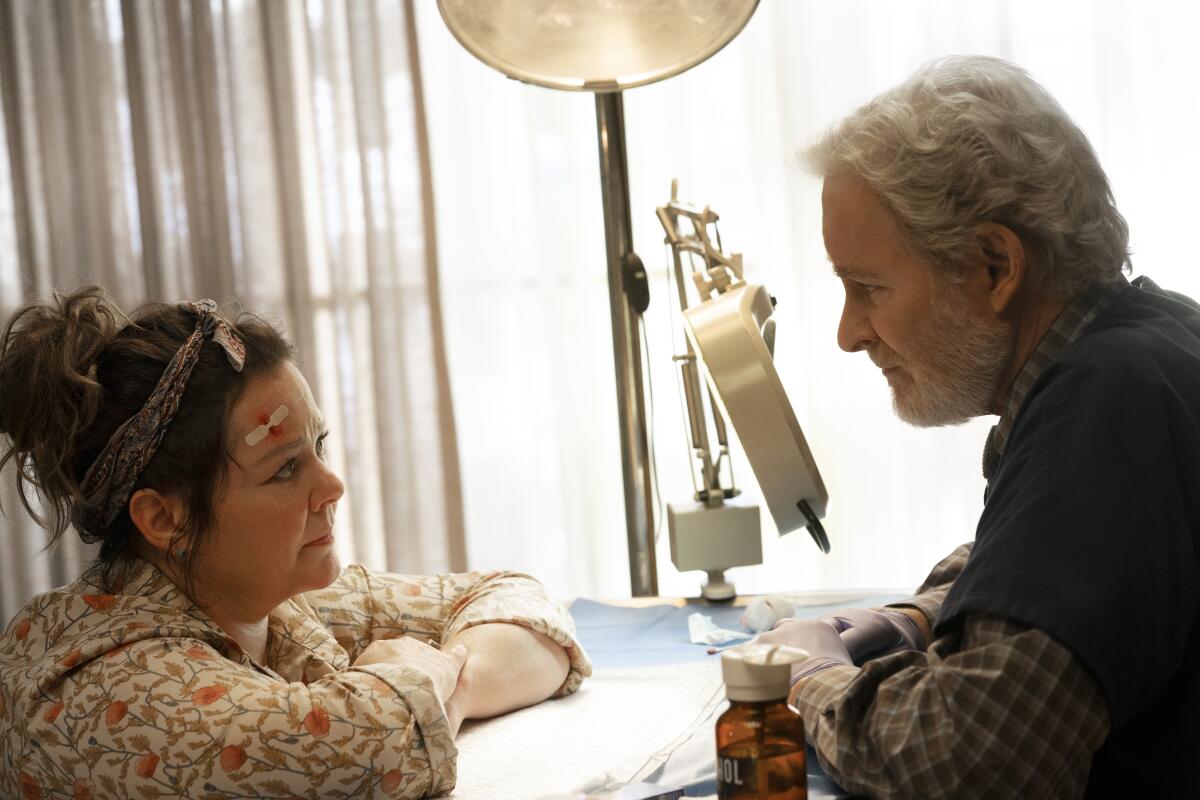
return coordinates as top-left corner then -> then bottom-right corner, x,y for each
740,594 -> 797,632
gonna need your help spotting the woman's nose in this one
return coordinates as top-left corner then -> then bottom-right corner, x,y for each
311,460 -> 345,513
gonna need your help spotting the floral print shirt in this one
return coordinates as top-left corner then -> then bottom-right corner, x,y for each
0,559 -> 591,799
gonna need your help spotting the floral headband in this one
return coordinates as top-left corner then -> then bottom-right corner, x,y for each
74,300 -> 245,537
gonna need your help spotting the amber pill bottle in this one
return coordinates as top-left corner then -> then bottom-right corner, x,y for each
716,644 -> 808,800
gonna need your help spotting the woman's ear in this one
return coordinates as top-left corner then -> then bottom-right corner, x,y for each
128,489 -> 186,553
976,223 -> 1026,314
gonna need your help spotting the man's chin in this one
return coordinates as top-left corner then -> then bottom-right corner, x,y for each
891,387 -> 976,428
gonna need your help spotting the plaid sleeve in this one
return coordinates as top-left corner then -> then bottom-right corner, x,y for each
789,614 -> 1111,799
885,542 -> 973,628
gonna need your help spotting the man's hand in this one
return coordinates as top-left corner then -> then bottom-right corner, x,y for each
822,607 -> 929,665
352,637 -> 470,735
754,618 -> 854,683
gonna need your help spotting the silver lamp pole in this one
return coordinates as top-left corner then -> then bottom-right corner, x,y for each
436,0 -> 760,596
594,91 -> 656,595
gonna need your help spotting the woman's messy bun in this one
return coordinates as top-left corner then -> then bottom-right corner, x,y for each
0,287 -> 125,538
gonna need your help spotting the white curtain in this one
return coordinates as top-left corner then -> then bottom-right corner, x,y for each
413,0 -> 1200,600
0,0 -> 465,624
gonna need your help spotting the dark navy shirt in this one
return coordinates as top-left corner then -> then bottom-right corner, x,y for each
939,277 -> 1200,796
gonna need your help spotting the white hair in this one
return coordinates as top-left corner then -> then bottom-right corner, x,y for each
805,55 -> 1131,298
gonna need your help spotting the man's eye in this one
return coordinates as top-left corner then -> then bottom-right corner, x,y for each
857,281 -> 883,295
316,431 -> 329,460
272,458 -> 298,480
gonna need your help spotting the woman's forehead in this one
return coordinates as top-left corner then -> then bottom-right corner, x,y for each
230,365 -> 320,438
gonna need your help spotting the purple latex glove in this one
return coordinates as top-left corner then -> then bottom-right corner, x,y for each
754,618 -> 854,682
823,607 -> 926,666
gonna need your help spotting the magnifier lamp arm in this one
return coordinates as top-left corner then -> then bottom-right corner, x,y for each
660,197 -> 740,503
670,268 -> 725,496
728,252 -> 744,281
655,206 -> 681,246
659,201 -> 744,306
678,352 -> 723,497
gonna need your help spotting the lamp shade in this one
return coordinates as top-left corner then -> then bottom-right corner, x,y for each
436,0 -> 759,91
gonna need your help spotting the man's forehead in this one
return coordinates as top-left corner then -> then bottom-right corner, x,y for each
822,177 -> 913,272
830,261 -> 886,281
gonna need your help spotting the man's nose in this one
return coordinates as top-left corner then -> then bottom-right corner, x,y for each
837,297 -> 877,353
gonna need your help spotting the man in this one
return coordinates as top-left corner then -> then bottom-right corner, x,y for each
758,56 -> 1200,798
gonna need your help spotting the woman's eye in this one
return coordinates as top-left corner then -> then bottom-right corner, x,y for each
272,458 -> 298,480
269,433 -> 329,481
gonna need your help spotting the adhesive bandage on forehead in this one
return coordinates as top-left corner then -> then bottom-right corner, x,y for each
244,405 -> 289,446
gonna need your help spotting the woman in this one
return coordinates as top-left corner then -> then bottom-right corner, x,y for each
0,288 -> 591,799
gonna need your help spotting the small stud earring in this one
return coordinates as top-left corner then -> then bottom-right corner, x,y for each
173,547 -> 188,559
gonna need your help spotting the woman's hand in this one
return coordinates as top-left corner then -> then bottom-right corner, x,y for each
352,637 -> 469,735
443,622 -> 570,721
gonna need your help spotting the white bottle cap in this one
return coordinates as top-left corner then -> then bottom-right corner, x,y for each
720,643 -> 809,702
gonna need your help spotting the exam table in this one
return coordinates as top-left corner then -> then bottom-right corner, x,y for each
447,592 -> 905,799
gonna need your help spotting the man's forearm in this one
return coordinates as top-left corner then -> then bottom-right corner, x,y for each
886,542 -> 973,634
443,621 -> 570,719
790,614 -> 1108,799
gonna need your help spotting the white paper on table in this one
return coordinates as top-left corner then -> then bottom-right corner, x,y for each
688,612 -> 750,645
448,660 -> 726,799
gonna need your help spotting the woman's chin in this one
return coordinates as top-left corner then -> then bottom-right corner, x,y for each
295,552 -> 342,595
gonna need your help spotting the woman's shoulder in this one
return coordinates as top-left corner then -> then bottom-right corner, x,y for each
1,561 -> 231,698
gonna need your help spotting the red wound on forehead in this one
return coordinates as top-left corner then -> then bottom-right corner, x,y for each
257,411 -> 286,435
244,404 -> 290,447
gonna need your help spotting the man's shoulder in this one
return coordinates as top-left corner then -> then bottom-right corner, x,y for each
1040,285 -> 1200,404
1000,282 -> 1200,465
1069,279 -> 1200,364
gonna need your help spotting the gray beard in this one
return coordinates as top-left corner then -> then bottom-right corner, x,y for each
877,289 -> 1015,428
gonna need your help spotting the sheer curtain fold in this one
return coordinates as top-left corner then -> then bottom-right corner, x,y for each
0,0 -> 465,625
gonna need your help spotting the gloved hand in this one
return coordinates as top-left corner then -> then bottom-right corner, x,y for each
754,618 -> 854,683
822,607 -> 927,666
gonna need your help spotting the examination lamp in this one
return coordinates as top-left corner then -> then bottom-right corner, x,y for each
437,0 -> 759,596
658,185 -> 829,600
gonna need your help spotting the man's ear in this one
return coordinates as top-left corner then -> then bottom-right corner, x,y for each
976,223 -> 1026,315
128,489 -> 186,553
